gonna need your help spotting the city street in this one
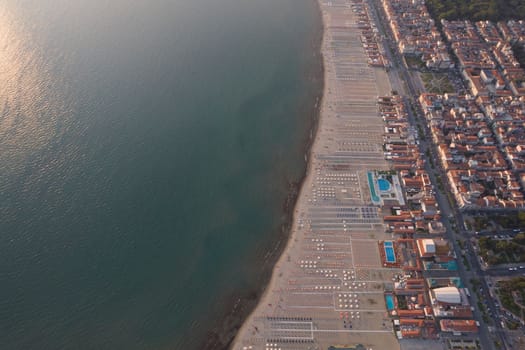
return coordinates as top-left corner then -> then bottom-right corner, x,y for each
367,0 -> 513,349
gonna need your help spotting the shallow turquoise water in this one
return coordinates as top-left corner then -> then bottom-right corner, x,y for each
0,1 -> 322,348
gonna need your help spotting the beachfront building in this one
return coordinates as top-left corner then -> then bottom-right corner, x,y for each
379,95 -> 456,340
351,0 -> 389,67
393,318 -> 438,339
432,286 -> 462,304
416,238 -> 457,272
429,286 -> 473,319
439,319 -> 479,334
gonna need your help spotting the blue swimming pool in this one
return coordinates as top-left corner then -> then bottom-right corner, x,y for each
384,241 -> 396,263
442,260 -> 458,271
385,294 -> 395,310
367,171 -> 380,203
378,178 -> 391,192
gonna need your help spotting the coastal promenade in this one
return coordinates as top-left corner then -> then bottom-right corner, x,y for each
232,0 -> 400,349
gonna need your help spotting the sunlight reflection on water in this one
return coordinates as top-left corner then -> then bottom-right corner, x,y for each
0,5 -> 73,178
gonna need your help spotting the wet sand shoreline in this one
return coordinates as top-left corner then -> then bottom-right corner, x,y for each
198,2 -> 325,348
230,0 -> 401,348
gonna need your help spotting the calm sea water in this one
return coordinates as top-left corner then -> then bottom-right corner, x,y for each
0,0 -> 322,349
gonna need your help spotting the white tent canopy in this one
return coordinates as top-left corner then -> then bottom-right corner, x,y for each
433,286 -> 461,304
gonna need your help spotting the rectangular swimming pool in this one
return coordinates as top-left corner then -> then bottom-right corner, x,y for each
384,241 -> 396,263
385,294 -> 395,310
367,171 -> 380,204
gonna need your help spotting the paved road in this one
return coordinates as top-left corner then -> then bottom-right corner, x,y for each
484,266 -> 525,276
412,81 -> 510,350
411,77 -> 510,350
366,0 -> 510,349
413,106 -> 501,350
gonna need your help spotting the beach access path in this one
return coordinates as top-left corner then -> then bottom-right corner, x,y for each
231,0 -> 400,349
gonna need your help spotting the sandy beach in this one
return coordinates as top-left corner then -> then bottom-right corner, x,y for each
231,0 -> 400,349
